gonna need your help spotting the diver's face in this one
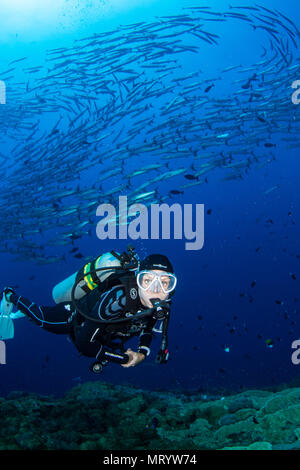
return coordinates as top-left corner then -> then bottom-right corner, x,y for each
138,269 -> 170,308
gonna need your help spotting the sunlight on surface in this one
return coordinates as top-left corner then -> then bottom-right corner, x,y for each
0,0 -> 64,17
0,0 -> 159,41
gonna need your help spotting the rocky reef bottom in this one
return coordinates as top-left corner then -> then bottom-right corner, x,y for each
1,381 -> 300,450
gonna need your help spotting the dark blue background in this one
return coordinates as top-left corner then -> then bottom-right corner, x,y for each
0,0 -> 300,397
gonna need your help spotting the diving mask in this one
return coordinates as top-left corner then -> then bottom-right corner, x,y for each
136,270 -> 177,294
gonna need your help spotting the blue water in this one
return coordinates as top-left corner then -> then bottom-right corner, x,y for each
0,0 -> 300,397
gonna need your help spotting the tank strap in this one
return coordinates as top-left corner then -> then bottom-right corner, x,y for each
83,256 -> 102,290
75,256 -> 103,295
121,271 -> 140,313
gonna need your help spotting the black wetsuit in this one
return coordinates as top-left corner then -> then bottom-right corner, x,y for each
9,284 -> 158,361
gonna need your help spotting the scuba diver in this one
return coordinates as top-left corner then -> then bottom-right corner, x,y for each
0,246 -> 177,373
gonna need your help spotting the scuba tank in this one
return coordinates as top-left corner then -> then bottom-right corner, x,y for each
52,251 -> 121,304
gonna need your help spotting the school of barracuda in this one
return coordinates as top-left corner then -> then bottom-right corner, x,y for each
0,4 -> 299,264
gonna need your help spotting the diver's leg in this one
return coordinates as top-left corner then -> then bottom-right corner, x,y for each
8,292 -> 71,334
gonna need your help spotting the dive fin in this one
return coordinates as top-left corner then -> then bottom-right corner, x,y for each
0,292 -> 14,340
11,310 -> 26,320
0,292 -> 13,316
0,316 -> 14,340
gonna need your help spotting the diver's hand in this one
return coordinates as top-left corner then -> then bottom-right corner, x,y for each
121,348 -> 145,368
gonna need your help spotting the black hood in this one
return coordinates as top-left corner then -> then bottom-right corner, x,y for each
139,254 -> 174,274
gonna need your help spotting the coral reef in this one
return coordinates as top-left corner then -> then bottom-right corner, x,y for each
1,382 -> 300,450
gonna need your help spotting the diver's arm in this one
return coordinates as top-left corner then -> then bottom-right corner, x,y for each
138,334 -> 152,358
121,318 -> 157,367
137,316 -> 157,358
